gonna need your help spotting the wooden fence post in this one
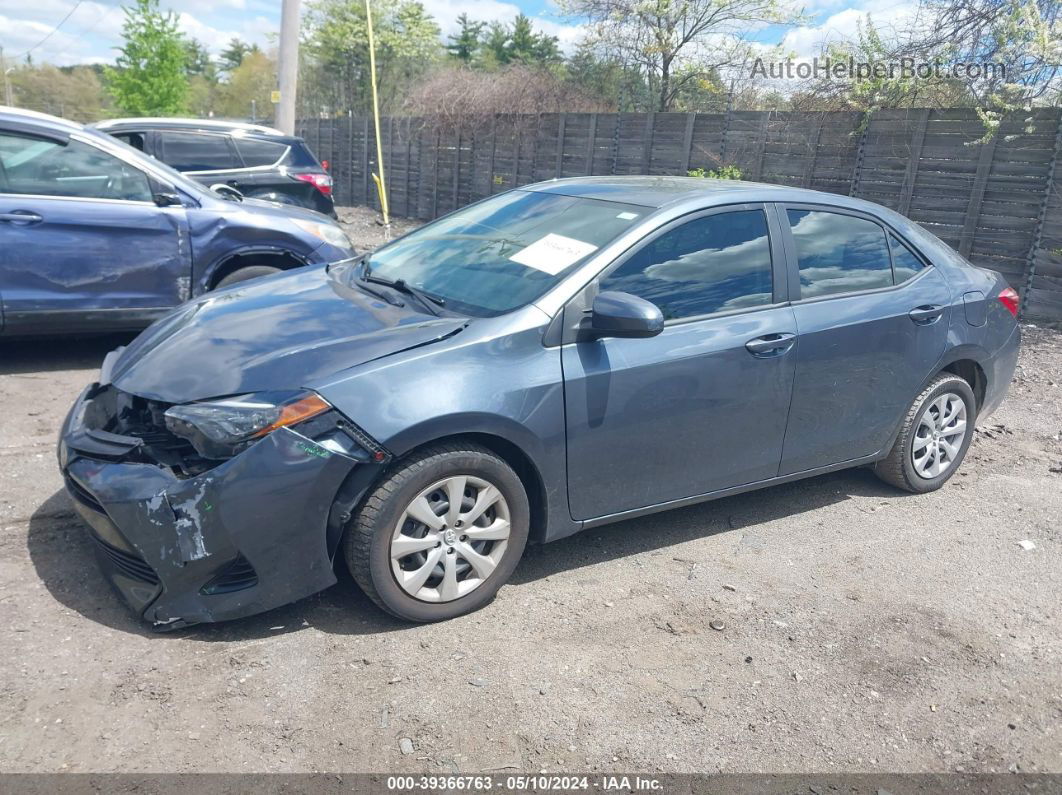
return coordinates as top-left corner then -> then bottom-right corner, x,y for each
1021,109 -> 1062,316
748,113 -> 770,182
849,113 -> 870,197
361,116 -> 371,207
641,112 -> 655,173
555,113 -> 566,178
586,113 -> 598,175
681,113 -> 696,174
897,108 -> 930,215
958,134 -> 998,258
802,114 -> 823,188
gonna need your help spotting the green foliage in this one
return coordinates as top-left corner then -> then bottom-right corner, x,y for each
215,51 -> 276,119
104,0 -> 187,116
566,43 -> 651,110
302,0 -> 441,114
8,65 -> 111,122
446,14 -> 485,63
688,165 -> 743,180
218,38 -> 260,75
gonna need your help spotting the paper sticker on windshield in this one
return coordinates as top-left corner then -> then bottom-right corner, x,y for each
509,234 -> 598,275
616,211 -> 639,220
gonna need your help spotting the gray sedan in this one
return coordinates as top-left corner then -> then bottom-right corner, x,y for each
58,176 -> 1020,627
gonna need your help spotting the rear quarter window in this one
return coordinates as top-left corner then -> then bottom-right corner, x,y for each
234,137 -> 288,167
284,140 -> 324,169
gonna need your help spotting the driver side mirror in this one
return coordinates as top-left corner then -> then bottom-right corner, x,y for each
153,192 -> 182,207
589,291 -> 664,339
210,183 -> 244,201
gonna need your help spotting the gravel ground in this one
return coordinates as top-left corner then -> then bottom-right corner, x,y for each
0,213 -> 1059,773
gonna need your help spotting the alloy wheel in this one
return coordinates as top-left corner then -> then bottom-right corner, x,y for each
911,392 -> 968,479
389,475 -> 511,603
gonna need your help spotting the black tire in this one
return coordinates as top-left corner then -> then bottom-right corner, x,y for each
874,373 -> 977,493
215,265 -> 282,289
343,441 -> 530,622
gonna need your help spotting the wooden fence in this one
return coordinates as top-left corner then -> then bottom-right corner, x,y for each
298,108 -> 1062,324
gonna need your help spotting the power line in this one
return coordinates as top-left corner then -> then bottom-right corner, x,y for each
11,0 -> 86,60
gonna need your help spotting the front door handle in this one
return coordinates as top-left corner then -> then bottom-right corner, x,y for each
745,332 -> 796,357
909,305 -> 944,325
0,210 -> 43,225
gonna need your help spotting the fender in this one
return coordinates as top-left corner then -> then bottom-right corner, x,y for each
195,244 -> 312,296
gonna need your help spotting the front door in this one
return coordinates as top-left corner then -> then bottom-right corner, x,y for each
0,131 -> 189,333
777,206 -> 951,475
562,205 -> 798,521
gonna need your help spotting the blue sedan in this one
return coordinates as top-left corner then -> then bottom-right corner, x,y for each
0,106 -> 354,335
58,176 -> 1020,628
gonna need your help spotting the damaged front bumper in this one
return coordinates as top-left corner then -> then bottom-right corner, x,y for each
58,374 -> 385,630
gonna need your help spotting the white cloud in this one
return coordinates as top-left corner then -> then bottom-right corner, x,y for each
418,0 -> 584,51
780,0 -> 922,59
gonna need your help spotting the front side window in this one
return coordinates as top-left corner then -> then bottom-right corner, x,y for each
362,189 -> 649,317
160,131 -> 238,171
599,210 -> 774,320
787,209 -> 892,298
0,133 -> 151,202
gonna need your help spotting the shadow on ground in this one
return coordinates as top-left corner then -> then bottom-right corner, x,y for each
0,334 -> 136,376
28,466 -> 903,643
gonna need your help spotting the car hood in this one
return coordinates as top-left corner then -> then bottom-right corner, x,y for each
108,265 -> 467,403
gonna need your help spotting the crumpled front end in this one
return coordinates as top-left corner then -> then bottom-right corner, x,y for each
58,376 -> 385,629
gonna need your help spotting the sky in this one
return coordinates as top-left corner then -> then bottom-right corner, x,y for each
0,0 -> 921,70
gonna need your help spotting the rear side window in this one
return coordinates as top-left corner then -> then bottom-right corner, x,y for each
114,132 -> 145,151
889,233 -> 925,282
159,131 -> 238,171
0,133 -> 151,202
600,209 -> 774,320
787,209 -> 892,298
234,137 -> 288,167
284,140 -> 324,168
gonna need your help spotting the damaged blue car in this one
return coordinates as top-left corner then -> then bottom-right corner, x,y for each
58,177 -> 1020,628
0,107 -> 353,335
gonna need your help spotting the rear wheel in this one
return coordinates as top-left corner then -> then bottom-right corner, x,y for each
874,373 -> 976,493
343,442 -> 530,622
215,265 -> 282,288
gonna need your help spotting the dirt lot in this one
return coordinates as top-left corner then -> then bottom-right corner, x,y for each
1,212 -> 1060,773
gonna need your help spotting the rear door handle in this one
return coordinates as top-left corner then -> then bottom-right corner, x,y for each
745,332 -> 796,357
909,305 -> 944,324
0,211 -> 43,225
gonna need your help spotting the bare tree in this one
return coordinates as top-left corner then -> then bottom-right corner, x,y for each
561,0 -> 807,111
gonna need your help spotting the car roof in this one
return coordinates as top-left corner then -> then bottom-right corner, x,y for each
92,117 -> 287,137
0,104 -> 85,134
524,175 -> 896,217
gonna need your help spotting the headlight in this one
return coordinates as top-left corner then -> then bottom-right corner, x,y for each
291,219 -> 353,250
165,390 -> 331,458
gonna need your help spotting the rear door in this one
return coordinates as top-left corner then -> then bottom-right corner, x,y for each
777,204 -> 951,474
0,129 -> 190,333
156,129 -> 243,188
562,204 -> 798,520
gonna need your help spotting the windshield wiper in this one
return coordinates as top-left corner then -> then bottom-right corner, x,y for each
360,263 -> 446,316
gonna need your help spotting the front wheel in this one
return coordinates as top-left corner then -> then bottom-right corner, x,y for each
343,442 -> 530,622
874,373 -> 977,493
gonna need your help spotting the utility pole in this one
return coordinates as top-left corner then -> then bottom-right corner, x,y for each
1,46 -> 13,107
276,0 -> 300,135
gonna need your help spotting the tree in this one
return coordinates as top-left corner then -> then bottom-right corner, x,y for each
219,38 -> 261,75
216,51 -> 276,120
9,65 -> 110,122
447,14 -> 485,63
104,0 -> 187,115
479,15 -> 562,68
301,0 -> 441,115
561,0 -> 807,111
566,42 -> 652,110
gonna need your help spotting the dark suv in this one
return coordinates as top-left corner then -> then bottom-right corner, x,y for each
91,118 -> 336,217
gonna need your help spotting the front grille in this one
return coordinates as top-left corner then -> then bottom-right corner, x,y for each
106,389 -> 214,477
90,534 -> 160,585
200,555 -> 258,595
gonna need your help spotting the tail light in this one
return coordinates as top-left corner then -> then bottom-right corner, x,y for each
997,287 -> 1019,318
321,159 -> 330,171
295,172 -> 333,197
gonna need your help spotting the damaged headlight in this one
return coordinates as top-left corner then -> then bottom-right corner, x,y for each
164,390 -> 331,459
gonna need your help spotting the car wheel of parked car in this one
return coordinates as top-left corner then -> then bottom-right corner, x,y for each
344,442 -> 530,622
874,373 -> 976,494
215,265 -> 283,288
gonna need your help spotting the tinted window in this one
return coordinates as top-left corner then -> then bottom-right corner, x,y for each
0,133 -> 152,202
286,140 -> 323,168
787,209 -> 892,298
234,137 -> 288,167
114,132 -> 145,151
599,210 -> 773,320
160,131 -> 238,171
889,233 -> 925,282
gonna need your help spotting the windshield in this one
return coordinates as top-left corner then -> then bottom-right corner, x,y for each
362,190 -> 650,317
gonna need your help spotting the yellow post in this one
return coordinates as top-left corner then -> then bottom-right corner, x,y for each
365,0 -> 390,238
